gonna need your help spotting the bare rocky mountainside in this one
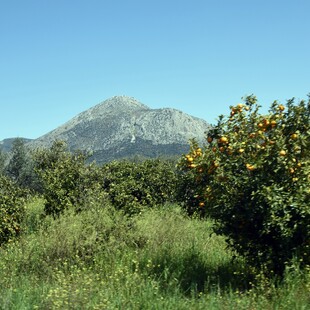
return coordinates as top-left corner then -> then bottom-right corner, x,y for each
3,96 -> 211,163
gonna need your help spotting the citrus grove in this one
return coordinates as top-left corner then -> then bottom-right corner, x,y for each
178,95 -> 309,275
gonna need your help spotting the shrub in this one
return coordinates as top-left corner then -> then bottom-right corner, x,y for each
0,175 -> 27,246
177,95 -> 310,275
101,159 -> 177,214
34,141 -> 177,216
33,141 -> 103,216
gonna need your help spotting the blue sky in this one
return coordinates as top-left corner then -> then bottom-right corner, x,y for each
1,0 -> 309,140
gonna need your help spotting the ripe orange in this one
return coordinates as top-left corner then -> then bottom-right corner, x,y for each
219,136 -> 229,144
278,104 -> 285,111
290,133 -> 298,140
207,137 -> 213,143
262,119 -> 270,126
246,163 -> 256,171
270,120 -> 277,128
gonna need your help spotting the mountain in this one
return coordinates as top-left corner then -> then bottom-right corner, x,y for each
25,96 -> 211,163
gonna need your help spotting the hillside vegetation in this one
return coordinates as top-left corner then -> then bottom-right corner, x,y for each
0,95 -> 309,309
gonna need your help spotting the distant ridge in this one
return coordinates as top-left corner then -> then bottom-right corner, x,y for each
0,138 -> 33,153
3,96 -> 211,163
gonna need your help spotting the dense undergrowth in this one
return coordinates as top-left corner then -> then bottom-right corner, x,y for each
0,198 -> 309,309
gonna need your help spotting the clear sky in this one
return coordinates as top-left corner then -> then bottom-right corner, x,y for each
1,0 -> 309,141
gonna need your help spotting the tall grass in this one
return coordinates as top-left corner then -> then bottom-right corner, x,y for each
0,198 -> 309,309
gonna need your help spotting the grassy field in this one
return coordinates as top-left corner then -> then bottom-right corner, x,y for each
0,198 -> 309,309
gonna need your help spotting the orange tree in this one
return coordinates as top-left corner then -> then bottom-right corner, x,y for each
100,159 -> 177,215
177,95 -> 310,275
0,175 -> 27,246
33,141 -> 94,216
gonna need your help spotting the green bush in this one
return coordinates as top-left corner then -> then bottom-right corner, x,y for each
34,141 -> 177,216
178,95 -> 310,275
101,159 -> 177,214
0,175 -> 27,246
33,141 -> 104,216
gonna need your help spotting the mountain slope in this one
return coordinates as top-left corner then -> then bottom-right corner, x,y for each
0,138 -> 33,153
28,96 -> 211,163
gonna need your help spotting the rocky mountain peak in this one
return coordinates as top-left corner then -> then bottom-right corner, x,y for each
21,96 -> 211,163
98,96 -> 150,112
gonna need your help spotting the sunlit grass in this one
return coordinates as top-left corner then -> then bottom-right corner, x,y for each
0,198 -> 309,309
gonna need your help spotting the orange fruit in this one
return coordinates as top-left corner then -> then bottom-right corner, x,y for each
219,136 -> 229,144
270,120 -> 277,128
290,133 -> 298,140
278,104 -> 285,111
279,150 -> 286,156
262,119 -> 270,126
246,163 -> 256,171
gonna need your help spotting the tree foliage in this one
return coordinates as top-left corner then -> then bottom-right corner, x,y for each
0,174 -> 27,246
33,141 -> 178,216
33,141 -> 97,216
101,159 -> 177,214
178,95 -> 310,275
5,138 -> 40,191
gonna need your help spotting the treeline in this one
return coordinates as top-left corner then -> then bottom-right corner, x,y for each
0,139 -> 181,246
1,94 -> 309,278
